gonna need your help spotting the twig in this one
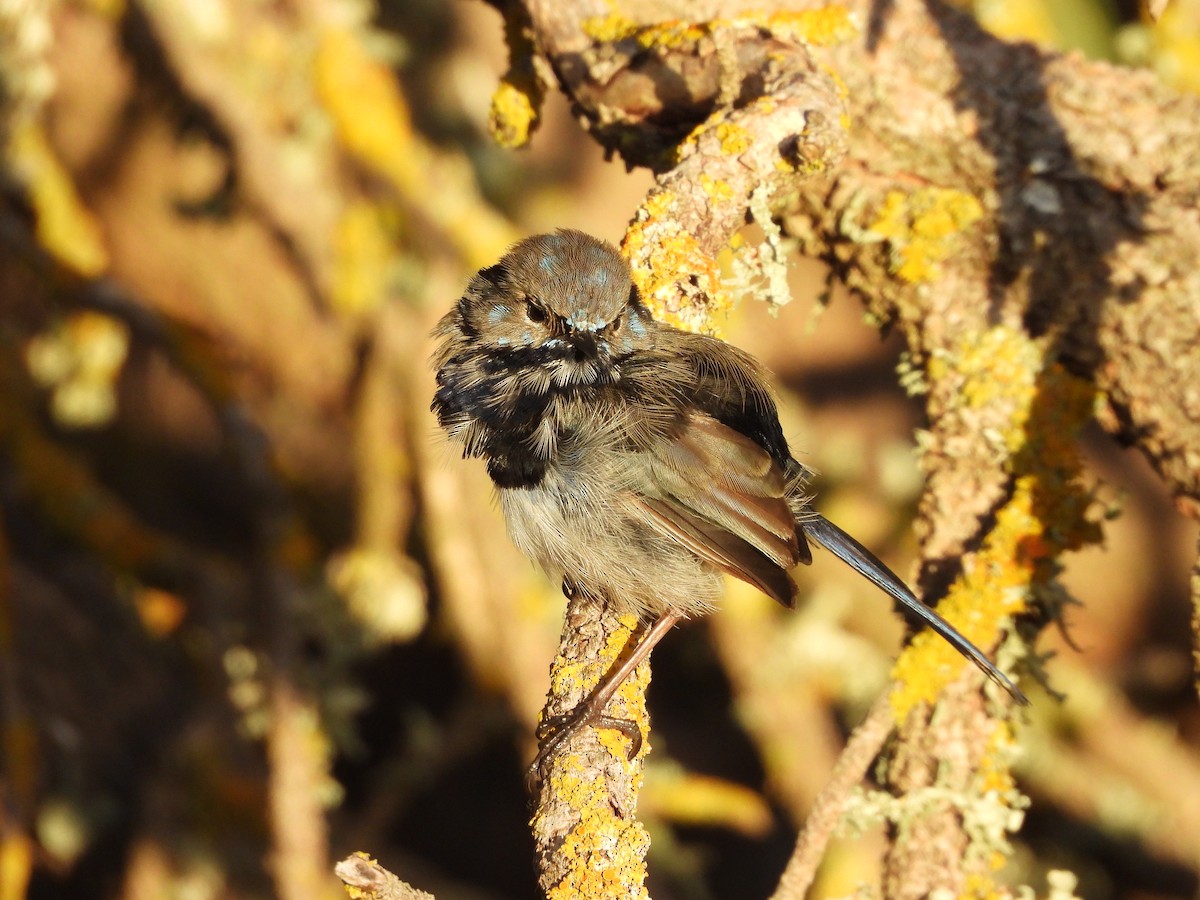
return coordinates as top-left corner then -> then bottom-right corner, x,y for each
334,853 -> 435,900
769,693 -> 894,900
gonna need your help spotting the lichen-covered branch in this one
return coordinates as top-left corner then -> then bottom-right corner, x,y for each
335,853 -> 435,900
501,0 -> 1200,895
516,2 -> 853,328
528,596 -> 652,898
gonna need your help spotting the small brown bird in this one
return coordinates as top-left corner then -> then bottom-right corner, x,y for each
431,230 -> 1026,774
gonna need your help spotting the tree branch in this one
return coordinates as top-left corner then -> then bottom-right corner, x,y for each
769,692 -> 894,900
505,0 -> 1200,893
527,595 -> 652,897
334,853 -> 435,900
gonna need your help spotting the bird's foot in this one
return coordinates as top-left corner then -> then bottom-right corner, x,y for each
525,707 -> 642,797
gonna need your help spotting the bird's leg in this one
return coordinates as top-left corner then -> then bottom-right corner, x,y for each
527,608 -> 681,795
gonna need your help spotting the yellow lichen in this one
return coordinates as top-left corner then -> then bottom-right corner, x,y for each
622,194 -> 731,332
581,12 -> 642,43
964,872 -> 1006,898
544,615 -> 648,760
866,187 -> 984,283
699,172 -> 736,203
823,64 -> 852,102
8,121 -> 108,277
489,78 -> 541,149
763,6 -> 859,46
975,720 -> 1019,795
583,5 -> 857,54
633,20 -> 710,51
958,328 -> 1040,418
891,481 -> 1038,717
714,121 -> 751,155
544,796 -> 651,900
678,108 -> 729,160
489,3 -> 545,149
750,95 -> 778,115
891,328 -> 1101,717
534,613 -> 651,899
546,615 -> 638,697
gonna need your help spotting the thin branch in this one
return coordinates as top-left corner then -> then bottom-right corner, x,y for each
334,854 -> 435,900
770,692 -> 895,900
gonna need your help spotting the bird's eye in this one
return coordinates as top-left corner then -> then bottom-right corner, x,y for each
525,300 -> 547,324
609,314 -> 623,334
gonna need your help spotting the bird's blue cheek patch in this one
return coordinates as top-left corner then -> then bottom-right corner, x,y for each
486,305 -> 511,326
521,331 -> 534,344
628,313 -> 648,338
496,337 -> 511,346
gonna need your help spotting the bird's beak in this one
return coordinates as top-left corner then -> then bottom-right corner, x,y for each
568,330 -> 600,361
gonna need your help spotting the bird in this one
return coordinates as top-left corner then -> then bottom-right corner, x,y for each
431,228 -> 1027,778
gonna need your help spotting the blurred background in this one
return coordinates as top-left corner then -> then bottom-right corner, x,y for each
1,1 -> 1198,898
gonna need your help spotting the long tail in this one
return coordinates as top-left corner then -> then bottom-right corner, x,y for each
805,514 -> 1029,705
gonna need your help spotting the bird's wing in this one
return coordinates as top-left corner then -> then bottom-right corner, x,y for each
627,413 -> 811,608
